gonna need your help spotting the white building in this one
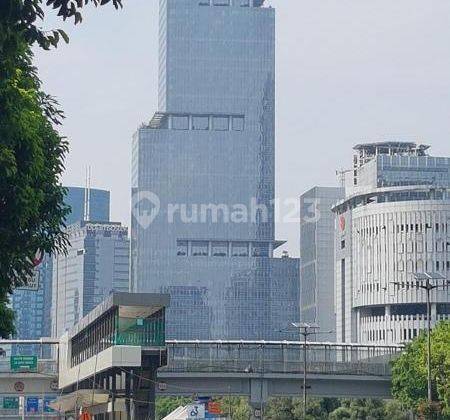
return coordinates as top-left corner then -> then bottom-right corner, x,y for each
333,142 -> 450,344
52,221 -> 130,338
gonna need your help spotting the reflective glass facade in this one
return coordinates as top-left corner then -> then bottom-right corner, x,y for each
132,0 -> 299,340
64,186 -> 110,224
52,222 -> 130,338
300,187 -> 344,342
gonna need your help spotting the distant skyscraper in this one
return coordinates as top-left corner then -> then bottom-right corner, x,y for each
131,0 -> 299,340
12,187 -> 111,351
300,187 -> 344,342
333,142 -> 450,344
52,221 -> 129,338
64,186 -> 110,224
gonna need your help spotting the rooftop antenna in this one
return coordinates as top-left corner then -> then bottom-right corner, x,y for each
83,166 -> 91,221
336,169 -> 351,188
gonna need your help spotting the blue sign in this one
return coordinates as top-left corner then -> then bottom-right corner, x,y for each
44,397 -> 56,413
26,397 -> 39,413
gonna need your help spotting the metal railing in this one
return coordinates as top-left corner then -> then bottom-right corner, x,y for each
163,341 -> 404,377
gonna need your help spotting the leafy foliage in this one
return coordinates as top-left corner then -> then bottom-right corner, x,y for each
0,0 -> 123,50
0,0 -> 125,338
156,397 -> 192,420
0,31 -> 69,293
392,321 -> 450,417
155,397 -> 408,420
0,292 -> 16,339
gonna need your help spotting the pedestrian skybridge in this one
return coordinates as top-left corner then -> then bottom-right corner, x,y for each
157,340 -> 404,404
163,340 -> 403,377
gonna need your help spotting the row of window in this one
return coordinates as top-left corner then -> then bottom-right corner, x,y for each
358,222 -> 450,236
177,240 -> 271,257
170,114 -> 245,132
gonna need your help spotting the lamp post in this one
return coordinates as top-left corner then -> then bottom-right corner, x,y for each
392,272 -> 449,405
291,322 -> 320,418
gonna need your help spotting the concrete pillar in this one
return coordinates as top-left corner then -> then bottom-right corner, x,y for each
249,377 -> 268,420
132,357 -> 159,419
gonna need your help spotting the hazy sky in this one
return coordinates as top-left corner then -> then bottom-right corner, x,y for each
35,0 -> 450,256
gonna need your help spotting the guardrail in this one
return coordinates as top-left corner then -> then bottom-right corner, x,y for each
163,341 -> 404,377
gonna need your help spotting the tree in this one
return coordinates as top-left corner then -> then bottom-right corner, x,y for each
0,292 -> 15,339
392,321 -> 450,417
155,397 -> 191,420
0,0 -> 124,337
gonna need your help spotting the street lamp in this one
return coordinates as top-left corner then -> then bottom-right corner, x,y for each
392,272 -> 449,405
291,322 -> 320,418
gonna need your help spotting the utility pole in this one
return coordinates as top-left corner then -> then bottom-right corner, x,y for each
291,322 -> 320,418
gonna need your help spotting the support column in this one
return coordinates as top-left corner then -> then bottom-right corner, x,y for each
125,369 -> 131,420
132,357 -> 159,419
249,377 -> 268,420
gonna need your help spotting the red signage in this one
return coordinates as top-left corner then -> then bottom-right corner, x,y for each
207,402 -> 222,415
339,216 -> 346,232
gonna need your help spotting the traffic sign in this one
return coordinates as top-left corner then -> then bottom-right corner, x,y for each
10,355 -> 37,372
26,397 -> 39,414
44,397 -> 56,413
3,397 -> 19,409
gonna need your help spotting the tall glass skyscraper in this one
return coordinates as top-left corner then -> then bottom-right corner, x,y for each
132,0 -> 299,340
12,187 -> 110,353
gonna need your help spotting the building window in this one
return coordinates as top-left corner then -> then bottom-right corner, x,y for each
192,241 -> 208,257
192,116 -> 209,130
212,242 -> 228,257
237,0 -> 250,6
252,242 -> 269,257
199,0 -> 210,4
212,116 -> 229,131
232,242 -> 248,257
340,240 -> 346,249
213,0 -> 230,5
232,116 -> 245,131
172,115 -> 189,130
177,241 -> 188,256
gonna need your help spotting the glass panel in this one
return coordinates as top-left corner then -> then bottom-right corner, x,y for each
192,116 -> 209,130
172,115 -> 189,130
212,116 -> 229,131
232,116 -> 245,131
231,242 -> 249,257
115,310 -> 165,346
192,241 -> 209,256
252,242 -> 269,257
212,241 -> 228,257
177,240 -> 188,256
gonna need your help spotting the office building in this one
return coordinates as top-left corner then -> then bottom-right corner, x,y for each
52,221 -> 130,338
11,187 -> 111,351
131,0 -> 299,340
12,187 -> 110,353
300,186 -> 344,342
333,142 -> 450,344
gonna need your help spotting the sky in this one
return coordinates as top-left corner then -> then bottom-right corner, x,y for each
35,0 -> 450,257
